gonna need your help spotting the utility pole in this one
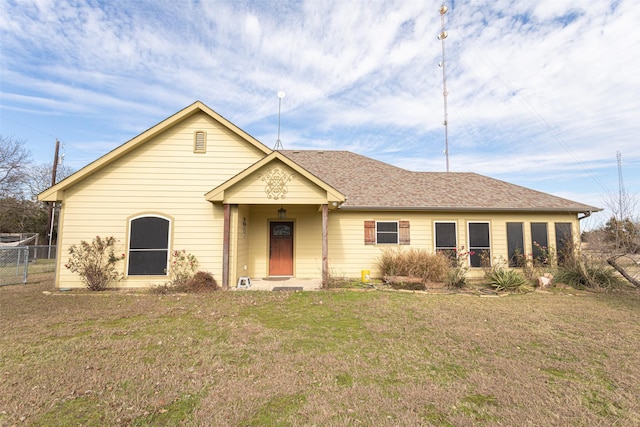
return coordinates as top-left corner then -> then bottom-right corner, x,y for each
46,139 -> 60,248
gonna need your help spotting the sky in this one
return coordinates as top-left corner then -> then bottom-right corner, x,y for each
1,0 -> 638,228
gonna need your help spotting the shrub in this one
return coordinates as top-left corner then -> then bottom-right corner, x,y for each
65,236 -> 124,291
445,266 -> 467,289
485,264 -> 532,293
555,256 -> 623,289
168,249 -> 199,286
152,271 -> 219,294
444,247 -> 472,289
378,248 -> 449,283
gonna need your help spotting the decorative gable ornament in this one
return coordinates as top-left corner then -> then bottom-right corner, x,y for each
259,167 -> 294,200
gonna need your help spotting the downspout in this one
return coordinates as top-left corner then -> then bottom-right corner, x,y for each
578,211 -> 592,221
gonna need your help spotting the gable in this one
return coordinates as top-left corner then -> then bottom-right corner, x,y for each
38,101 -> 271,202
205,152 -> 346,205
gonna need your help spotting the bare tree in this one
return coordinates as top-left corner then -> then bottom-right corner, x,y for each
27,162 -> 76,198
587,191 -> 640,288
0,135 -> 32,198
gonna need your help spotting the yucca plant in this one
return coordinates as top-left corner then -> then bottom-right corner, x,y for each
485,265 -> 532,292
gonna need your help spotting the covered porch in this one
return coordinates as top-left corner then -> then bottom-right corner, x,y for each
205,152 -> 345,290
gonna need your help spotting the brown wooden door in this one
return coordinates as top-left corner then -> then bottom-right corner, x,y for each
269,222 -> 293,276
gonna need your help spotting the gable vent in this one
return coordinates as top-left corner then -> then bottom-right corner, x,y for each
194,131 -> 206,153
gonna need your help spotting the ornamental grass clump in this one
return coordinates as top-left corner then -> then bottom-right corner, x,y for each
378,248 -> 449,284
65,236 -> 124,291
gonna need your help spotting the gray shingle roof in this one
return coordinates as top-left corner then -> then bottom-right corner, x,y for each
280,150 -> 600,213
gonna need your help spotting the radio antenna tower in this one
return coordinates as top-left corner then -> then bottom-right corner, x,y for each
273,91 -> 286,150
438,4 -> 450,172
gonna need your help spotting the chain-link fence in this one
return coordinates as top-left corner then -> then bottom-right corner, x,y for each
27,245 -> 58,261
0,247 -> 29,286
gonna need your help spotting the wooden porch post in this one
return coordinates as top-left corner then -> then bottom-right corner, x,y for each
322,203 -> 329,288
222,203 -> 230,290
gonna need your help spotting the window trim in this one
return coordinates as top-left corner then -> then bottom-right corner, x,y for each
434,221 -> 457,263
376,220 -> 399,245
467,221 -> 491,268
126,214 -> 172,277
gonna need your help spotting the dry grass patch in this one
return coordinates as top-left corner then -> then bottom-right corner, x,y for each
1,274 -> 639,426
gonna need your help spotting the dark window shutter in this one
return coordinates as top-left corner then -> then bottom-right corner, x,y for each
364,221 -> 375,245
399,221 -> 410,245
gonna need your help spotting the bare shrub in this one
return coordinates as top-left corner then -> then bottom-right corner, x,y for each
151,271 -> 219,294
65,236 -> 124,291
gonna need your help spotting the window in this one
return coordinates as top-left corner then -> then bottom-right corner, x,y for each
128,216 -> 170,275
468,222 -> 490,267
555,223 -> 573,264
506,222 -> 524,267
194,131 -> 206,153
435,222 -> 457,262
377,221 -> 398,244
531,222 -> 548,264
364,221 -> 409,245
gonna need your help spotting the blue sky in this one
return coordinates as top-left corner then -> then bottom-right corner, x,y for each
1,0 -> 638,227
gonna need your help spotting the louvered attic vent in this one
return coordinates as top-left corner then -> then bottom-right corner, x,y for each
194,131 -> 206,153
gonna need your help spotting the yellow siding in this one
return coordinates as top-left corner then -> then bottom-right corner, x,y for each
55,111 -> 266,288
327,210 -> 581,279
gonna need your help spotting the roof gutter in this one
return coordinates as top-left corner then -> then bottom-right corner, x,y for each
338,205 -> 601,214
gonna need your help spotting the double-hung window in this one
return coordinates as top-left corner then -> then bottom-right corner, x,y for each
468,222 -> 490,267
128,215 -> 170,276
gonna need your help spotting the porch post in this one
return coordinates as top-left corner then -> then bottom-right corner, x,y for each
222,203 -> 230,290
322,203 -> 329,288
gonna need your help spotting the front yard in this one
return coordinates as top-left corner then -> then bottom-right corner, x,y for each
1,273 -> 639,426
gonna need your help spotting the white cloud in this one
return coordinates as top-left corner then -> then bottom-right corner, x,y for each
0,0 -> 638,210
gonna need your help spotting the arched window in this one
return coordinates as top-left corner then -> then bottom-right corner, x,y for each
128,216 -> 170,276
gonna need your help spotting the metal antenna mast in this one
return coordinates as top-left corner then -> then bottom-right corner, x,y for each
438,4 -> 450,172
274,91 -> 286,150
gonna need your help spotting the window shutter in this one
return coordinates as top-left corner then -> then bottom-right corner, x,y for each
399,221 -> 410,245
364,221 -> 375,245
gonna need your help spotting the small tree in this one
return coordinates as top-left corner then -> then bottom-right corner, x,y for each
65,236 -> 124,291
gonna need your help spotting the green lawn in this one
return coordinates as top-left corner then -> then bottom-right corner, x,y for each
1,274 -> 639,426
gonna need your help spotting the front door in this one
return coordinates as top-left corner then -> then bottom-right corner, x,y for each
269,221 -> 294,276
